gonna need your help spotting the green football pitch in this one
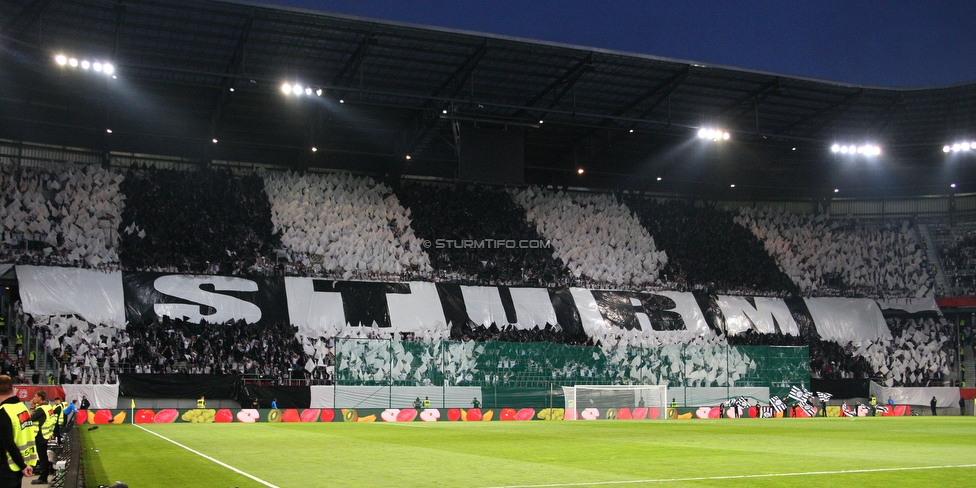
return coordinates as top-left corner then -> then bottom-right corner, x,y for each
81,417 -> 976,487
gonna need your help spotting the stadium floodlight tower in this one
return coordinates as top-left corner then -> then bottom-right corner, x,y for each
562,385 -> 668,420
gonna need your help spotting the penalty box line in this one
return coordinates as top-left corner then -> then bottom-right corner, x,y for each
487,463 -> 976,488
134,424 -> 280,488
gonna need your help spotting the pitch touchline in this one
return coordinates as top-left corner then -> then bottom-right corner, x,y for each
133,424 -> 281,488
486,463 -> 976,488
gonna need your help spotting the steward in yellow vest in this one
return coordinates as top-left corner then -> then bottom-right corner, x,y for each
30,391 -> 52,484
0,375 -> 35,484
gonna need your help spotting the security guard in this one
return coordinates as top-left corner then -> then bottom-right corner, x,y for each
197,396 -> 206,409
422,397 -> 431,409
30,391 -> 54,485
51,398 -> 66,444
0,375 -> 35,487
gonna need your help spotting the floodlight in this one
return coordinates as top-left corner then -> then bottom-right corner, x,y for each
405,155 -> 411,160
68,58 -> 78,67
656,177 -> 662,181
304,87 -> 312,96
81,60 -> 90,69
93,62 -> 102,72
730,184 -> 736,188
281,83 -> 292,95
539,120 -> 544,124
293,84 -> 303,96
106,129 -> 113,134
212,138 -> 218,143
577,168 -> 584,174
103,63 -> 114,75
964,143 -> 972,151
834,188 -> 839,193
698,128 -> 707,138
55,55 -> 67,66
339,99 -> 344,103
951,183 -> 957,188
311,147 -> 317,152
722,132 -> 730,140
629,129 -> 634,133
229,87 -> 234,92
944,146 -> 951,153
315,88 -> 322,96
831,144 -> 840,153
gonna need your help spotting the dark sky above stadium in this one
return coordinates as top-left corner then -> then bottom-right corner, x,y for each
262,0 -> 976,88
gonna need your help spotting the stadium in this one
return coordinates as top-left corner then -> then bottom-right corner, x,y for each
1,0 -> 975,486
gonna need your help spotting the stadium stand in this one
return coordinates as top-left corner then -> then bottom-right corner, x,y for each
626,197 -> 799,296
119,166 -> 278,274
263,170 -> 431,280
0,161 -> 123,269
734,207 -> 932,298
932,221 -> 976,296
392,180 -> 569,286
510,187 -> 667,288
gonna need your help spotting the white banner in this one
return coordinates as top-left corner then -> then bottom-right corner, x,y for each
16,265 -> 125,325
804,297 -> 891,343
869,382 -> 959,407
310,385 -> 482,409
62,383 -> 120,410
875,298 -> 941,314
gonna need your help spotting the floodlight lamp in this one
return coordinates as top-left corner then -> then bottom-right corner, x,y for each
212,138 -> 218,144
305,87 -> 312,96
293,84 -> 303,96
81,60 -> 90,69
831,144 -> 840,153
55,55 -> 67,66
629,129 -> 634,133
103,63 -> 114,75
229,87 -> 234,92
577,168 -> 584,174
339,99 -> 344,103
405,155 -> 411,160
951,183 -> 957,188
539,120 -> 544,124
93,62 -> 102,72
963,142 -> 972,151
106,129 -> 112,134
944,146 -> 951,153
68,58 -> 78,67
698,128 -> 707,138
281,83 -> 292,95
834,188 -> 839,193
443,110 -> 448,114
315,88 -> 323,96
730,184 -> 736,188
840,146 -> 849,154
656,177 -> 662,181
311,147 -> 317,152
722,132 -> 730,140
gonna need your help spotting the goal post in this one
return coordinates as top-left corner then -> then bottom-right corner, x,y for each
562,385 -> 668,420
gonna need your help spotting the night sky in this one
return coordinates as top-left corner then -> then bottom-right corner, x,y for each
262,0 -> 976,88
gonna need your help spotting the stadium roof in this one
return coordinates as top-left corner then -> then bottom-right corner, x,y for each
2,0 -> 975,199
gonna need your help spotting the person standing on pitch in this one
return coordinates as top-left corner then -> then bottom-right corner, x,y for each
930,396 -> 937,416
197,396 -> 206,409
0,375 -> 34,488
869,395 -> 877,416
422,397 -> 431,409
959,397 -> 966,416
29,391 -> 54,485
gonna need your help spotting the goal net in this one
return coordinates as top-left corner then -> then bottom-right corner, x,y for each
562,385 -> 667,420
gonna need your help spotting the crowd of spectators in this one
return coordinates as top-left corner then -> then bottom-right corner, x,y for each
626,198 -> 799,296
735,207 -> 932,298
0,160 -> 124,269
123,316 -> 310,382
511,187 -> 668,287
263,170 -> 430,280
934,222 -> 976,296
119,165 -> 278,274
394,181 -> 570,286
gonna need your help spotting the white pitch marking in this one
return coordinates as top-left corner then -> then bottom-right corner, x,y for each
134,424 -> 280,488
486,463 -> 976,487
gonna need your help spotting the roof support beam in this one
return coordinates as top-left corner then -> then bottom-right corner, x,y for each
776,89 -> 864,136
717,78 -> 780,126
515,53 -> 593,119
3,0 -> 53,38
332,33 -> 378,92
403,41 -> 489,158
207,11 -> 254,166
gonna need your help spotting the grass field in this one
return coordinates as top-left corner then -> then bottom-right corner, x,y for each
81,417 -> 976,487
